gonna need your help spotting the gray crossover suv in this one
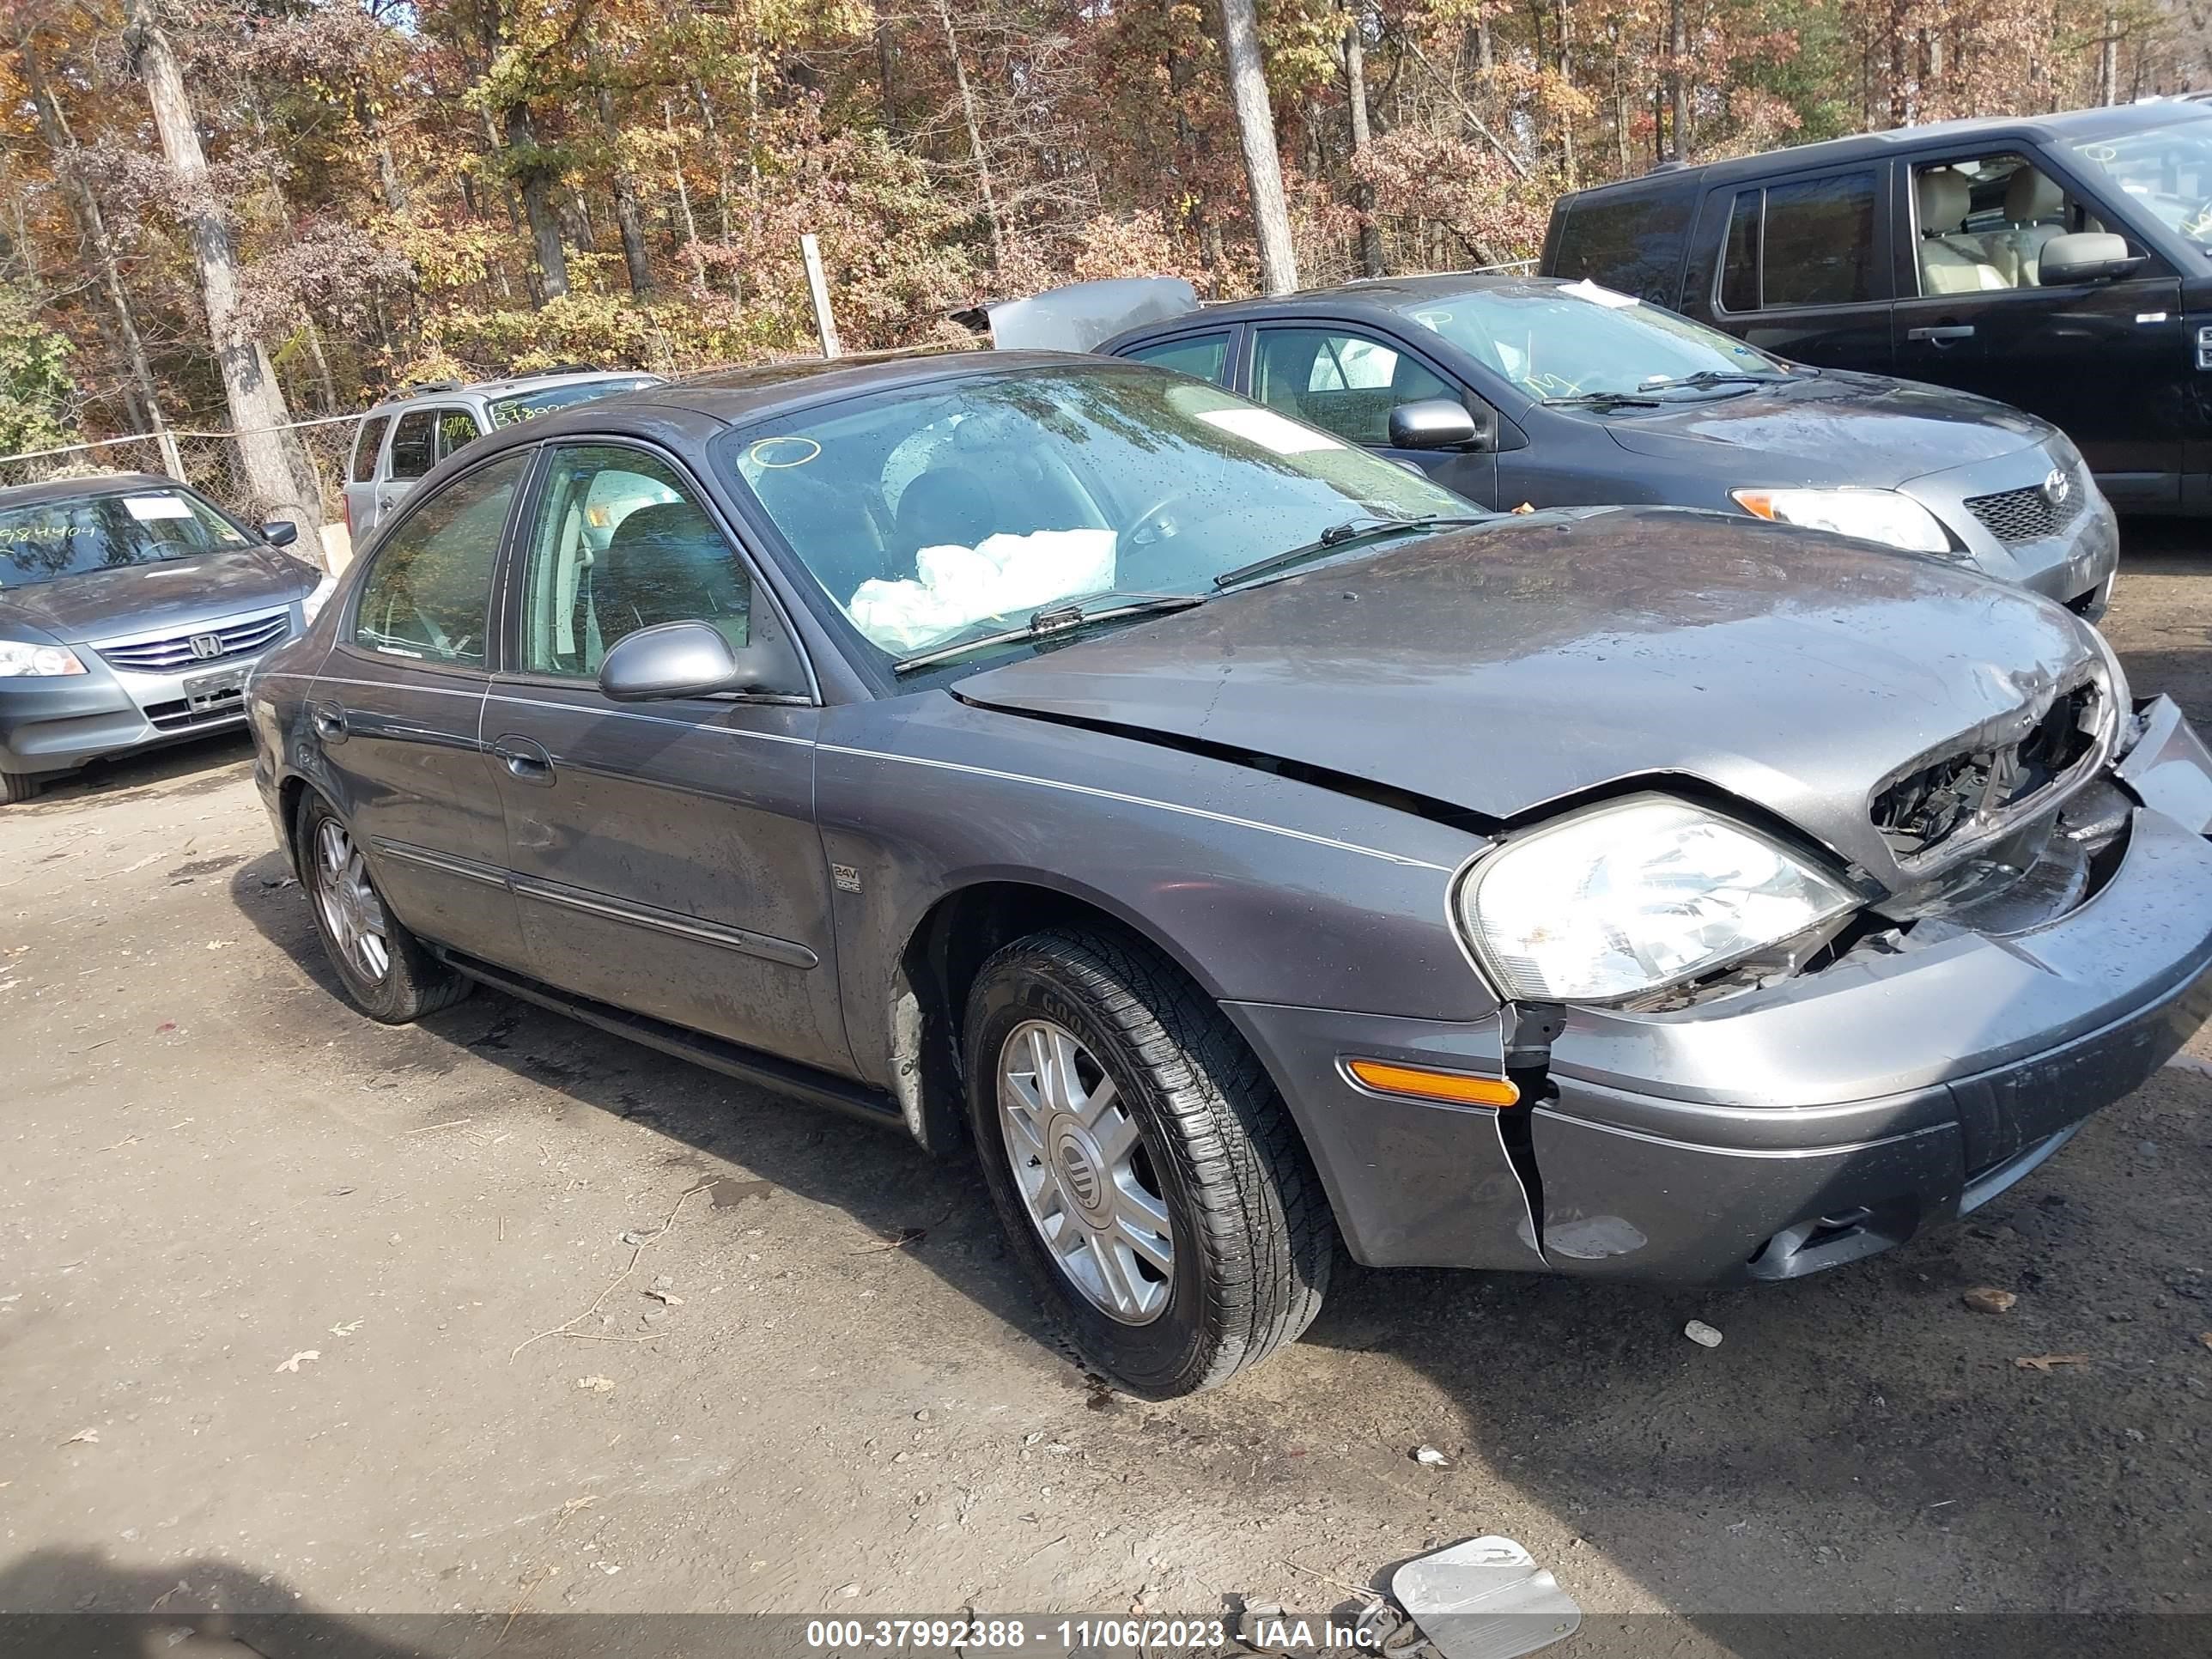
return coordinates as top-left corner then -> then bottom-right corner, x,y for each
1,474 -> 328,803
248,354 -> 2212,1396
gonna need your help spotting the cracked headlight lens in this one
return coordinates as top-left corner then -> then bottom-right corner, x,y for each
1731,486 -> 1954,556
1456,796 -> 1857,1004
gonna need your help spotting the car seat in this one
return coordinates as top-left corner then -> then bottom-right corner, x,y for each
1988,169 -> 2067,286
596,501 -> 748,641
1915,171 -> 2008,294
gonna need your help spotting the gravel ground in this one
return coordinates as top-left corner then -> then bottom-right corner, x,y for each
3,531 -> 2210,1656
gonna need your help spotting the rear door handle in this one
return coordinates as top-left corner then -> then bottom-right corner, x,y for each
310,702 -> 348,744
491,734 -> 555,786
1906,325 -> 1976,344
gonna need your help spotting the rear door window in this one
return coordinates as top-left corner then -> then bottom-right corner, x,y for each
1252,327 -> 1460,447
436,409 -> 485,463
1714,169 -> 1881,310
352,453 -> 530,667
386,410 -> 437,481
349,416 -> 390,483
1120,331 -> 1236,385
1547,185 -> 1697,303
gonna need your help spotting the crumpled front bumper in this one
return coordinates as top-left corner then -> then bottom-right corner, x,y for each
1229,696 -> 2212,1282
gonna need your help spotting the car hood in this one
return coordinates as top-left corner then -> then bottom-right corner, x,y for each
0,547 -> 312,643
954,508 -> 2103,888
1596,369 -> 2049,486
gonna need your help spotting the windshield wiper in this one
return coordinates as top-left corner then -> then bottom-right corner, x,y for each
1635,370 -> 1784,392
1211,515 -> 1491,591
892,591 -> 1206,672
1540,391 -> 1663,410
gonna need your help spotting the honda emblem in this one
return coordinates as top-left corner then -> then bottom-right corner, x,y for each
188,633 -> 222,660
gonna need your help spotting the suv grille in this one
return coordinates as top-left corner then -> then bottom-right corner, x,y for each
98,611 -> 290,674
1962,476 -> 2085,545
1870,682 -> 2102,861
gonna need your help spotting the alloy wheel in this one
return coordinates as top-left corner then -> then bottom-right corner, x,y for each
313,817 -> 392,983
996,1018 -> 1174,1324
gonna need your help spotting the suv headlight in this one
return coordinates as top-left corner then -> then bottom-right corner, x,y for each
1455,796 -> 1857,1004
1730,487 -> 1954,556
0,638 -> 88,678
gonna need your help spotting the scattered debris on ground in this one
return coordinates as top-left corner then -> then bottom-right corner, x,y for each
1683,1319 -> 1723,1348
1963,1287 -> 2018,1314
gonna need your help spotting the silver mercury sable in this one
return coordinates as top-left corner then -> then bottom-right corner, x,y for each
246,353 -> 2212,1397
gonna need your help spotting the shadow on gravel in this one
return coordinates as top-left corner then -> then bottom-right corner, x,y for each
10,732 -> 252,817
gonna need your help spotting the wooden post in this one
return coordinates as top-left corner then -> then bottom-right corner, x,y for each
800,234 -> 842,359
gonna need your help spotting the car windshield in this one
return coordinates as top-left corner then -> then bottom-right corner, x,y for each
0,486 -> 251,588
1394,284 -> 1787,401
721,362 -> 1474,662
487,376 -> 659,427
2069,118 -> 2212,246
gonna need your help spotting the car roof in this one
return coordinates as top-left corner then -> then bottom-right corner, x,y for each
1562,100 -> 2212,203
597,348 -> 1131,428
1107,273 -> 1571,337
0,471 -> 194,510
368,368 -> 659,414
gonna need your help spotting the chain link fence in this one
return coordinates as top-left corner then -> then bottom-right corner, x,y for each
0,411 -> 363,562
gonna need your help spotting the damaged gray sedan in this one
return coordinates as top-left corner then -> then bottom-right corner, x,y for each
247,353 -> 2212,1397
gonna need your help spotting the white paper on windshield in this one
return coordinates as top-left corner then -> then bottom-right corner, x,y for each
1558,279 -> 1640,310
123,494 -> 194,521
1195,407 -> 1343,455
847,528 -> 1117,653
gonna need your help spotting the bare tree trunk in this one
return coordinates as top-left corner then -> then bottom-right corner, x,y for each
1669,0 -> 1692,158
692,76 -> 742,300
1554,0 -> 1577,185
358,94 -> 407,213
937,0 -> 1009,273
598,80 -> 653,296
877,18 -> 902,134
1343,9 -> 1383,277
503,103 -> 570,299
123,0 -> 318,531
300,310 -> 338,415
1218,0 -> 1299,292
19,33 -> 181,476
663,102 -> 709,290
2100,9 -> 2119,105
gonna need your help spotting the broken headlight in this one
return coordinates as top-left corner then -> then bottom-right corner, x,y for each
1729,487 -> 1954,556
1455,795 -> 1857,1004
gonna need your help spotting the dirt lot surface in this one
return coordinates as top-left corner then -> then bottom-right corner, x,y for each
5,532 -> 2212,1657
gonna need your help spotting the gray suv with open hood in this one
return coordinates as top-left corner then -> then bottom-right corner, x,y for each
0,474 -> 328,803
247,354 -> 2212,1397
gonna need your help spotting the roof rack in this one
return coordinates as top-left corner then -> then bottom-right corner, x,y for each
528,362 -> 602,377
403,378 -> 463,392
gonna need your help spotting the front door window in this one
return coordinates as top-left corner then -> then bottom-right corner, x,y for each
1251,328 -> 1461,447
1910,155 -> 2090,291
352,453 -> 528,666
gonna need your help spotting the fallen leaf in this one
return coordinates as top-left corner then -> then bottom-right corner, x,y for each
577,1376 -> 617,1395
2014,1354 -> 2092,1371
204,940 -> 234,951
2199,1332 -> 2212,1352
1962,1287 -> 2017,1315
645,1288 -> 684,1306
63,1428 -> 98,1445
154,1022 -> 177,1035
275,1350 -> 320,1374
329,1321 -> 363,1337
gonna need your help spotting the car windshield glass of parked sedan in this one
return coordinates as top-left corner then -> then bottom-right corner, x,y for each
1395,285 -> 1787,402
0,486 -> 250,588
725,363 -> 1474,659
2069,119 -> 2212,246
486,376 -> 660,427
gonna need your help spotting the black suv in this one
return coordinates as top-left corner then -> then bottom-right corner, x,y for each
1541,100 -> 2212,514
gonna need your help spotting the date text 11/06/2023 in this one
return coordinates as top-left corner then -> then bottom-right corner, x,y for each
803,1616 -> 1382,1651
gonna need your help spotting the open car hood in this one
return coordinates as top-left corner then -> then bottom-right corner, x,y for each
954,508 -> 2102,886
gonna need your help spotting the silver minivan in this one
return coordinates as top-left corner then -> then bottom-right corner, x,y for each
342,368 -> 660,544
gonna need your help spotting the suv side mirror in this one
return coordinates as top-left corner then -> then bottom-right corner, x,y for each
597,620 -> 795,702
259,520 -> 300,547
2038,231 -> 2143,286
1389,398 -> 1493,453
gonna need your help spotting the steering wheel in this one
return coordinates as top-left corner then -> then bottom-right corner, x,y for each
1116,489 -> 1194,561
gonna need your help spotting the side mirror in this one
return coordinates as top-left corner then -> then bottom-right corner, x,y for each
2038,231 -> 2143,286
598,620 -> 785,702
259,520 -> 300,548
1389,398 -> 1492,453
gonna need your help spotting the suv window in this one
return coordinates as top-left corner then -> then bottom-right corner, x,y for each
436,409 -> 484,462
1910,154 -> 2078,293
386,410 -> 437,481
1252,328 -> 1459,447
349,416 -> 389,484
1715,170 -> 1880,310
1121,331 -> 1234,385
520,445 -> 751,678
1547,183 -> 1698,303
353,452 -> 528,667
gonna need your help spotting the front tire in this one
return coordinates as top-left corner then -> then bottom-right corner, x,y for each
297,792 -> 471,1024
964,929 -> 1331,1397
1,771 -> 41,805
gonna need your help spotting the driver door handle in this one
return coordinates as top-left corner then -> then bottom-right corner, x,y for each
1906,325 -> 1976,344
491,733 -> 555,786
310,702 -> 348,744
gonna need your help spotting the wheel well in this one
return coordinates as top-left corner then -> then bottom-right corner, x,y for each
278,775 -> 313,869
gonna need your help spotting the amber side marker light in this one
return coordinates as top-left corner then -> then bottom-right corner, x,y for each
1345,1058 -> 1520,1109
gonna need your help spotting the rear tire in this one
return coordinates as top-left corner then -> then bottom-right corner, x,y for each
1,771 -> 41,805
963,928 -> 1331,1398
296,791 -> 471,1024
